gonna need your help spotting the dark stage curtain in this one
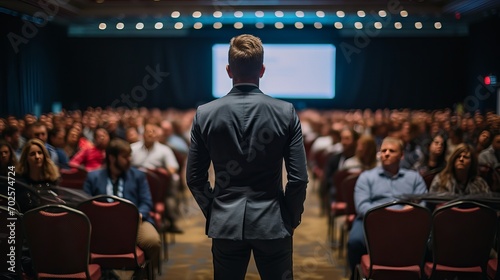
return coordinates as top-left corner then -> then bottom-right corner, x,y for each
2,14 -> 499,116
0,13 -> 64,118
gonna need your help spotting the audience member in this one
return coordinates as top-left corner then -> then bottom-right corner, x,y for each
131,122 -> 182,233
342,134 -> 378,173
399,121 -> 423,170
415,132 -> 447,176
0,140 -> 17,176
347,137 -> 427,278
83,138 -> 161,274
474,128 -> 493,154
69,127 -> 110,171
125,126 -> 140,144
319,128 -> 359,214
31,122 -> 59,164
160,119 -> 189,155
63,126 -> 84,159
479,131 -> 500,169
446,126 -> 464,160
2,125 -> 22,159
16,138 -> 61,212
430,143 -> 490,194
478,131 -> 500,192
82,115 -> 99,142
48,127 -> 69,169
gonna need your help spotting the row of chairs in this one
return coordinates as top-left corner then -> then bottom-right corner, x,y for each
59,167 -> 173,269
355,200 -> 499,280
0,195 -> 154,280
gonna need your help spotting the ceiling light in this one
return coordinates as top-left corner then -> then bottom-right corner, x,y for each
316,11 -> 325,18
256,22 -> 264,29
192,11 -> 202,18
174,22 -> 183,29
357,10 -> 366,17
415,22 -> 423,29
354,22 -> 363,29
295,22 -> 304,29
98,23 -> 106,30
275,22 -> 284,29
400,10 -> 408,17
434,22 -> 442,29
135,22 -> 144,30
374,22 -> 382,29
296,11 -> 304,18
154,22 -> 163,29
255,11 -> 264,17
395,22 -> 402,29
275,11 -> 284,17
334,22 -> 343,29
213,11 -> 222,18
379,10 -> 387,17
171,11 -> 180,18
234,22 -> 243,29
213,22 -> 222,29
314,22 -> 322,29
336,11 -> 345,18
234,11 -> 243,18
194,22 -> 203,29
116,22 -> 124,30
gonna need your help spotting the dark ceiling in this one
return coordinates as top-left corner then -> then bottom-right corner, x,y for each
1,0 -> 499,23
1,0 -> 499,36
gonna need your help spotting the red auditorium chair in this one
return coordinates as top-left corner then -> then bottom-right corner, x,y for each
78,195 -> 153,280
23,204 -> 101,280
425,201 -> 497,280
356,201 -> 432,280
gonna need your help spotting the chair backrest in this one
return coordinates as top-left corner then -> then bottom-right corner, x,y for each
0,206 -> 23,279
431,200 -> 497,269
23,204 -> 93,278
59,168 -> 88,189
145,170 -> 165,205
332,170 -> 354,202
77,195 -> 142,269
364,201 -> 432,273
341,173 -> 360,215
150,168 -> 171,199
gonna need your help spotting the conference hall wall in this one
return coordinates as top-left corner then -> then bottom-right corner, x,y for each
1,13 -> 499,117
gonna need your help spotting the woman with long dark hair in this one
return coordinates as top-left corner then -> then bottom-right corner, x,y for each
430,143 -> 489,195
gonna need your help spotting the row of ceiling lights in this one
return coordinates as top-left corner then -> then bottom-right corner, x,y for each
148,10 -> 410,18
98,21 -> 443,30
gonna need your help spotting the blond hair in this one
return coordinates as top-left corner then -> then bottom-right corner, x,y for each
17,138 -> 60,182
228,34 -> 264,79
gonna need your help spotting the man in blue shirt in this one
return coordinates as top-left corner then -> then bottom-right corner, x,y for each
347,136 -> 427,278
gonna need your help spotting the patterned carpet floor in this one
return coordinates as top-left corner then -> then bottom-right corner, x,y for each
150,182 -> 350,280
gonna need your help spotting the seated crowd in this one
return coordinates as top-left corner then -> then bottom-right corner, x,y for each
0,107 -> 194,279
300,107 -> 500,278
1,106 -> 500,279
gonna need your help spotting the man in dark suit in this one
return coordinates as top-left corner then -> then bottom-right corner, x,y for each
186,34 -> 308,280
83,138 -> 161,274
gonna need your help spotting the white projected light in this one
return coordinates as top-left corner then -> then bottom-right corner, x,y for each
212,44 -> 336,99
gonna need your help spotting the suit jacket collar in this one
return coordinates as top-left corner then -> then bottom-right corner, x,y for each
228,83 -> 262,95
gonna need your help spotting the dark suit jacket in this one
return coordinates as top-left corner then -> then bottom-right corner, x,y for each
83,167 -> 154,224
187,84 -> 308,240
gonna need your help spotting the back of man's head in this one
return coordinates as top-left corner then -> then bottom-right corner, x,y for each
228,34 -> 264,80
105,138 -> 131,166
